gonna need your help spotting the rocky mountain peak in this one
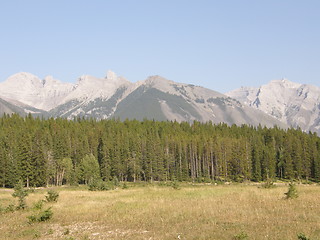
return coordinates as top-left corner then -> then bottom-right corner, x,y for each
268,78 -> 301,89
5,72 -> 42,88
226,79 -> 320,134
106,70 -> 117,81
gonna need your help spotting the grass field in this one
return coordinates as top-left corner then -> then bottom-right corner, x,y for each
0,183 -> 320,240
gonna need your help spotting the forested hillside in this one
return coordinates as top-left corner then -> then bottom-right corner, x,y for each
0,114 -> 319,187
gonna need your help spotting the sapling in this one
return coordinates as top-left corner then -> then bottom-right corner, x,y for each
12,180 -> 28,210
27,207 -> 53,223
45,190 -> 59,202
284,182 -> 298,199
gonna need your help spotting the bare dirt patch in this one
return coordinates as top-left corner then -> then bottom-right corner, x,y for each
43,222 -> 150,240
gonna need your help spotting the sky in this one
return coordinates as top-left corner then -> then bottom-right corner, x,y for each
0,0 -> 319,93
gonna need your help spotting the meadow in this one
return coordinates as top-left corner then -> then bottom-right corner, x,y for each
0,183 -> 320,240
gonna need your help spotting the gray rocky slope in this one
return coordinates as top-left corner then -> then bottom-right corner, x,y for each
226,79 -> 320,135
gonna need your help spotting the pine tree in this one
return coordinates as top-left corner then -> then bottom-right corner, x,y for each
283,136 -> 294,179
17,134 -> 34,188
12,180 -> 29,210
292,136 -> 303,181
0,139 -> 8,187
97,136 -> 111,181
251,136 -> 263,181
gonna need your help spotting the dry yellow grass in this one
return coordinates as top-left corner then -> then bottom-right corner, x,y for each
1,183 -> 320,240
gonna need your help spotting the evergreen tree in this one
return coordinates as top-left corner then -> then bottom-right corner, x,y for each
283,136 -> 294,179
17,134 -> 34,187
251,136 -> 263,181
12,180 -> 29,210
97,136 -> 111,181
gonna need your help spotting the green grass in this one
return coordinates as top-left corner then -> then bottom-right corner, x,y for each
1,183 -> 320,239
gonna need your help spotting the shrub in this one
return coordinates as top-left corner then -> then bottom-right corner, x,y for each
38,208 -> 53,222
171,180 -> 181,190
122,182 -> 128,189
27,187 -> 36,194
33,231 -> 41,238
233,231 -> 249,240
112,176 -> 119,187
33,200 -> 44,210
260,179 -> 276,189
88,180 -> 112,191
297,233 -> 311,240
45,190 -> 59,202
27,207 -> 53,223
285,183 -> 298,199
63,228 -> 70,235
5,204 -> 15,213
12,180 -> 29,210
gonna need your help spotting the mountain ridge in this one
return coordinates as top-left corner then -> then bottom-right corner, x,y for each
1,71 -> 318,133
226,79 -> 320,134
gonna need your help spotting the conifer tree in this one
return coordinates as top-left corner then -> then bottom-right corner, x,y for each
17,134 -> 34,188
12,180 -> 28,210
283,137 -> 294,179
251,137 -> 263,181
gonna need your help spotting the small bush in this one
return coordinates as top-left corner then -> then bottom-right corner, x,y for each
122,182 -> 128,189
33,230 -> 41,238
233,231 -> 249,240
171,181 -> 181,190
27,214 -> 37,223
63,228 -> 70,235
38,208 -> 53,221
65,237 -> 76,240
112,176 -> 119,187
27,187 -> 36,194
285,183 -> 298,199
88,180 -> 112,191
27,207 -> 53,223
33,200 -> 44,210
45,190 -> 59,202
260,179 -> 276,189
5,204 -> 16,213
297,233 -> 311,240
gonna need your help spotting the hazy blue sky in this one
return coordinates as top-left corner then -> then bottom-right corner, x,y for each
0,0 -> 319,93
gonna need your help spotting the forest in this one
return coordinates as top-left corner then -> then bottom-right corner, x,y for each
0,114 -> 319,188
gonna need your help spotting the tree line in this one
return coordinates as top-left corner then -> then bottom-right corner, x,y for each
0,114 -> 319,187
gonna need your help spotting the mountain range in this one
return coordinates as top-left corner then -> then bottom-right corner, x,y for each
0,71 -> 319,135
226,79 -> 320,135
